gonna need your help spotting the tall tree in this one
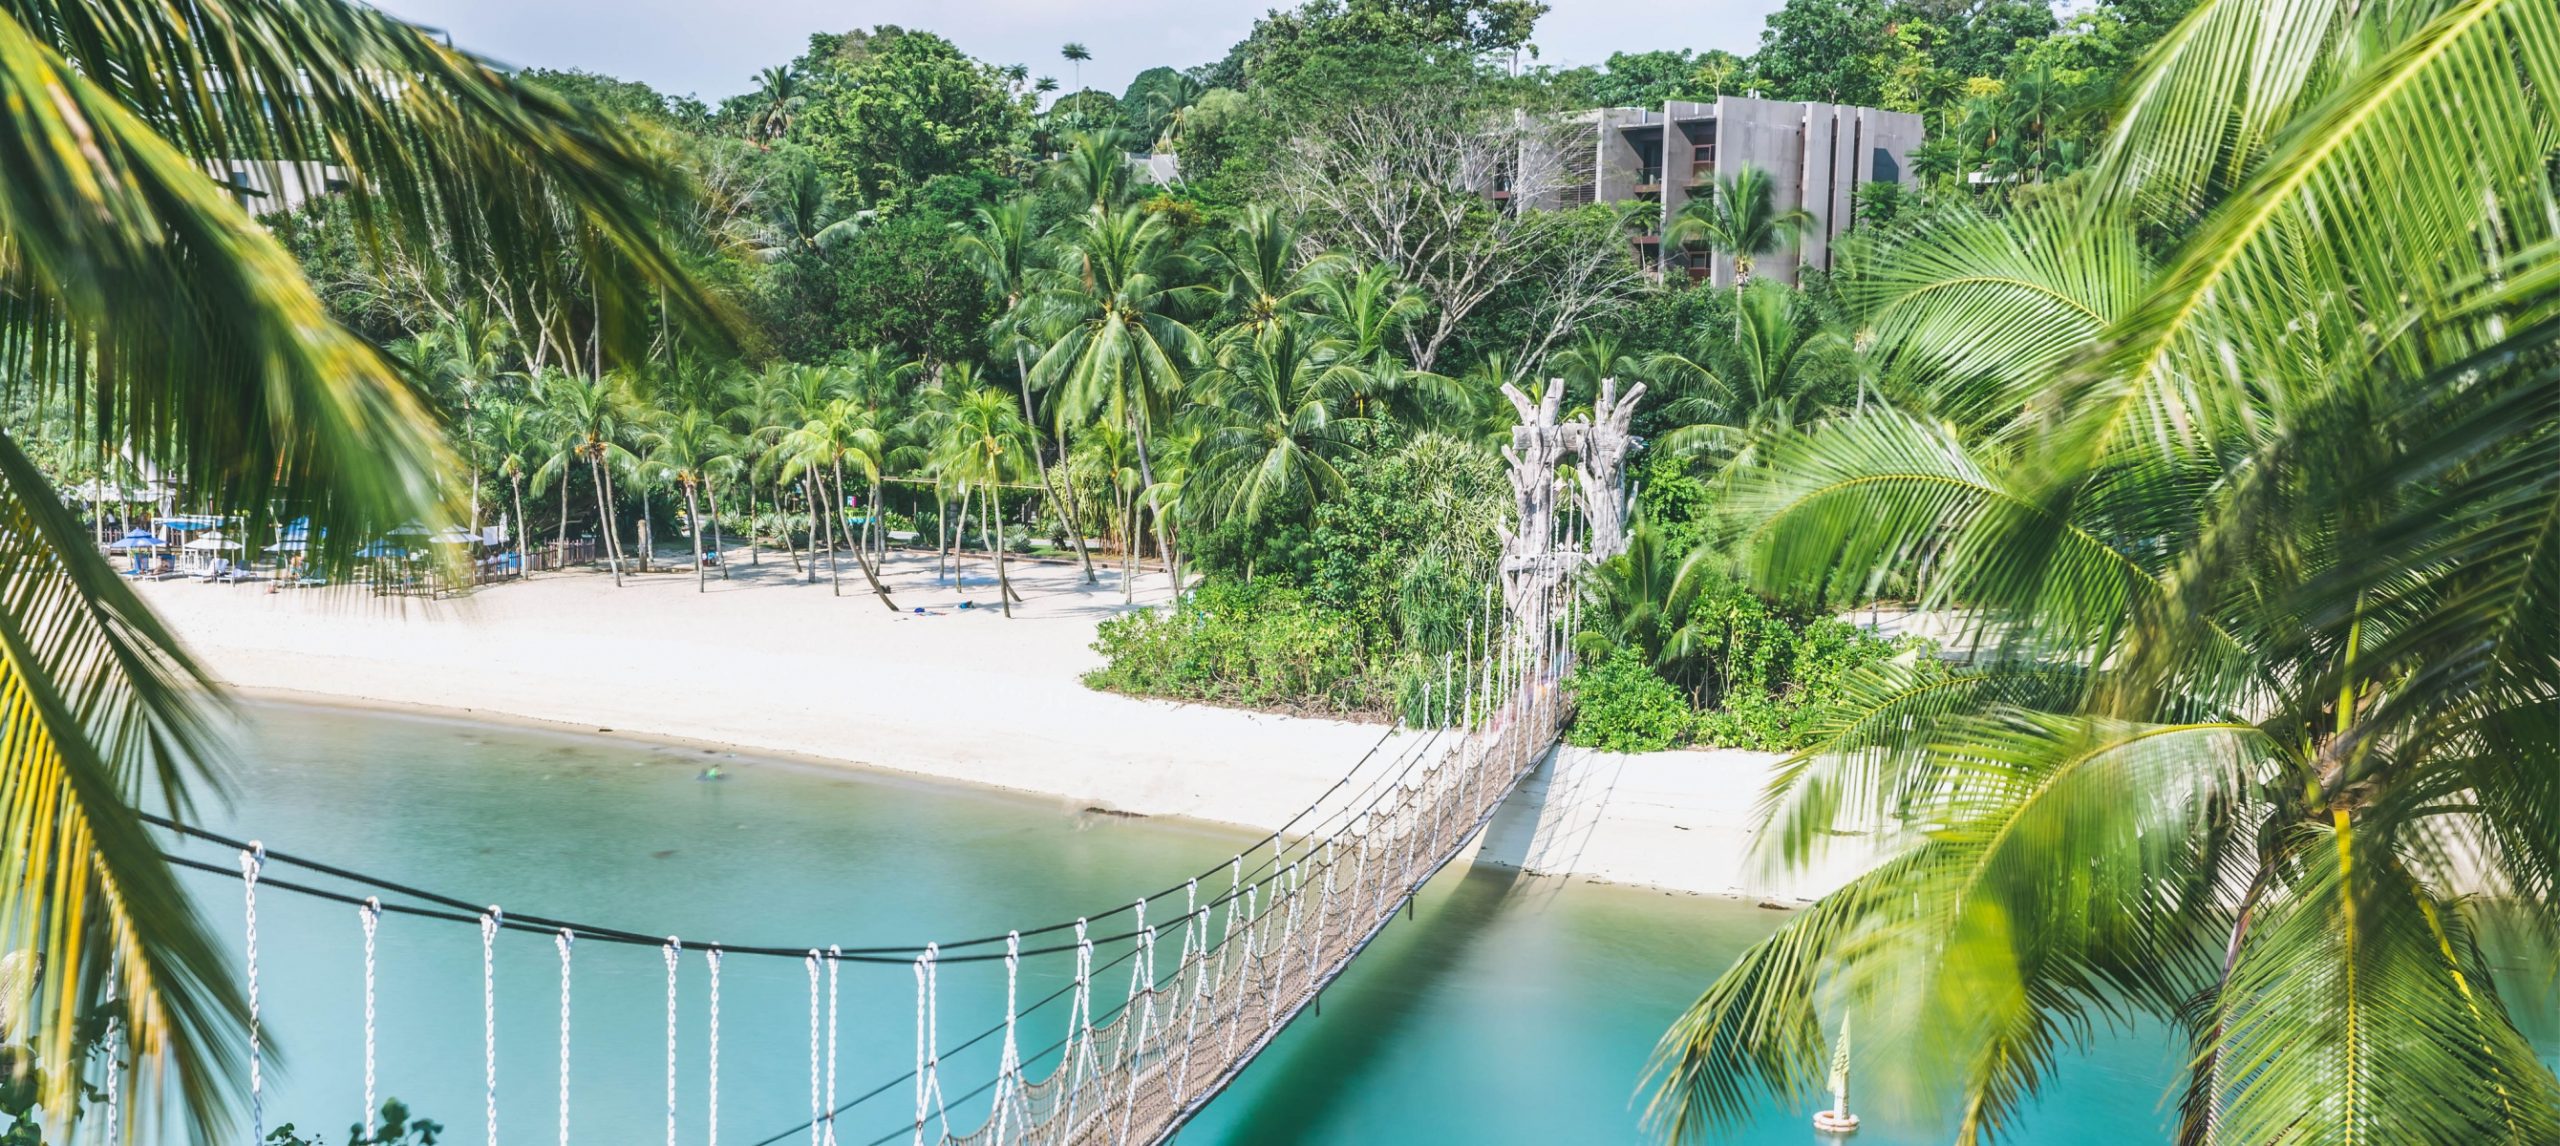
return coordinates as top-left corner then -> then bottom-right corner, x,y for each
1027,207 -> 1207,601
929,383 -> 1036,616
960,198 -> 1099,582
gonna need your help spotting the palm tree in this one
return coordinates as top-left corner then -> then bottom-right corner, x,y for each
1573,520 -> 1723,697
1061,41 -> 1090,92
0,0 -> 721,1128
929,384 -> 1036,616
638,408 -> 740,593
1645,279 -> 1851,465
1306,264 -> 1457,425
537,370 -> 641,586
750,159 -> 868,261
1186,323 -> 1369,555
1210,205 -> 1339,340
751,65 -> 801,144
960,198 -> 1098,583
471,399 -> 547,578
1667,164 -> 1816,292
407,306 -> 516,535
1052,131 -> 1135,213
1027,207 -> 1206,601
1648,0 -> 2560,1137
755,363 -> 848,580
780,394 -> 900,609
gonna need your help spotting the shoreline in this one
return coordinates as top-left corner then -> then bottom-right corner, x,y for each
142,559 -> 1836,901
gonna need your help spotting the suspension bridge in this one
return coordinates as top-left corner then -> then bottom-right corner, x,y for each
129,380 -> 1632,1146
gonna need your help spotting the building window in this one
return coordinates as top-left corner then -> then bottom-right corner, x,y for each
1872,147 -> 1900,184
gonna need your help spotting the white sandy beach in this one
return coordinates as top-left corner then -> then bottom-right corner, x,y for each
137,550 -> 1824,899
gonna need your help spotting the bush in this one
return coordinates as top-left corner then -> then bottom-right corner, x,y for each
1083,580 -> 1388,714
1564,647 -> 1693,753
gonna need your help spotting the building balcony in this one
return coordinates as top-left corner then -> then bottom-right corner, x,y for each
1635,167 -> 1664,193
1687,163 -> 1715,186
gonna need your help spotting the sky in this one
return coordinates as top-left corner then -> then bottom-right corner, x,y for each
373,0 -> 1789,107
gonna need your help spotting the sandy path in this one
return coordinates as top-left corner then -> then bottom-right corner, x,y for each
136,552 -> 1401,831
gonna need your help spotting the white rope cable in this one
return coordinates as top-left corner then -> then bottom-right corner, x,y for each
991,932 -> 1022,1145
240,844 -> 265,1146
664,937 -> 682,1146
708,948 -> 725,1146
361,897 -> 381,1136
911,944 -> 945,1146
825,946 -> 841,1146
482,906 -> 502,1146
1061,921 -> 1096,1136
806,952 -> 823,1146
1113,917 -> 1159,1146
1173,881 -> 1205,1108
555,930 -> 574,1146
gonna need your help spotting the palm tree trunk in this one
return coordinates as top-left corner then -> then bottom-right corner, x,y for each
686,482 -> 705,593
555,471 -> 570,553
510,476 -> 528,581
987,487 -> 1014,618
831,463 -> 900,611
590,454 -> 622,587
949,488 -> 973,592
780,478 -> 803,573
708,477 -> 730,580
1018,347 -> 1096,584
809,474 -> 837,592
1129,423 -> 1182,603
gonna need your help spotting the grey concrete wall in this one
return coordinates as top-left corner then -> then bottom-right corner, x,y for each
1593,108 -> 1648,205
1826,108 -> 1860,271
1798,101 -> 1837,277
1710,95 -> 1808,287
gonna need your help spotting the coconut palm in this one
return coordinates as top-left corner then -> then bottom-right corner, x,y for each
406,306 -> 517,535
1027,206 -> 1206,596
779,394 -> 900,609
1667,164 -> 1816,292
1187,323 -> 1370,550
0,0 -> 721,1128
1052,131 -> 1135,213
929,384 -> 1036,616
535,369 -> 644,585
638,408 -> 740,592
750,159 -> 868,261
751,65 -> 802,144
1308,265 -> 1459,425
960,197 -> 1098,583
470,399 -> 547,577
755,363 -> 848,580
1647,0 -> 2560,1138
1210,205 -> 1340,340
1644,279 -> 1852,465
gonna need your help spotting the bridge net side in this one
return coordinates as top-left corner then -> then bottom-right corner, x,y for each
942,659 -> 1567,1146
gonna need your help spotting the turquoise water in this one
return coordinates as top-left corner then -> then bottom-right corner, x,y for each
177,703 -> 2184,1144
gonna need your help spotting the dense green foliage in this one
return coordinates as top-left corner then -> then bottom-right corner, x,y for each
1084,579 -> 1387,713
1563,647 -> 1692,752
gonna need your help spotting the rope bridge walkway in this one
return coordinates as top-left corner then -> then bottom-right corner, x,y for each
131,382 -> 1637,1146
140,593 -> 1576,1146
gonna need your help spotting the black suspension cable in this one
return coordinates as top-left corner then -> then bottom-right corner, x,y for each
144,717 -> 1441,961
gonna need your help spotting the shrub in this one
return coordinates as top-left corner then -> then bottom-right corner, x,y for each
1083,580 -> 1387,714
1564,647 -> 1692,753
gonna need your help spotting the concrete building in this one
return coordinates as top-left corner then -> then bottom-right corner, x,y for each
1513,96 -> 1922,284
